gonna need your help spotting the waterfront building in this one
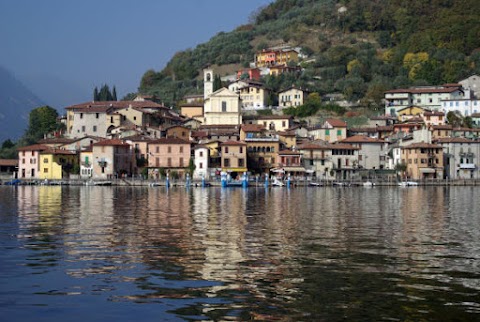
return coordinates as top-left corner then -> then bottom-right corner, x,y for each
273,150 -> 305,178
242,124 -> 280,174
219,141 -> 247,178
436,137 -> 480,180
38,149 -> 77,180
298,141 -> 359,181
92,139 -> 135,179
147,137 -> 191,179
193,145 -> 210,180
341,135 -> 388,170
17,144 -> 49,179
79,147 -> 93,179
401,142 -> 444,180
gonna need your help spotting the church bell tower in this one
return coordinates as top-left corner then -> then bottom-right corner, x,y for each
204,68 -> 213,99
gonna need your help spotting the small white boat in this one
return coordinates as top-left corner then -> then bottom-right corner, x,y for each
308,182 -> 323,187
363,181 -> 375,187
398,181 -> 418,187
271,178 -> 284,187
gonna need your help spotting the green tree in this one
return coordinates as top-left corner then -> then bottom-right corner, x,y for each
213,75 -> 222,91
23,106 -> 60,144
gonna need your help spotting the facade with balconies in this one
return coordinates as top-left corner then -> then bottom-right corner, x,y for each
435,137 -> 480,180
401,142 -> 444,180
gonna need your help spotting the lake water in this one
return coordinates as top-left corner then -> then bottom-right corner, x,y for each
0,185 -> 479,321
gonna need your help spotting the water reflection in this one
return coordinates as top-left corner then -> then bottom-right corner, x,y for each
0,186 -> 479,320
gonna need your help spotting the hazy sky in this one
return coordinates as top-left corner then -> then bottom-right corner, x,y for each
0,0 -> 272,106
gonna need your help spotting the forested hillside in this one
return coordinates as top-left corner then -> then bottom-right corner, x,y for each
138,0 -> 480,109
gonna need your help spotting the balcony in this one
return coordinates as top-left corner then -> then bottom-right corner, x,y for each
459,163 -> 476,169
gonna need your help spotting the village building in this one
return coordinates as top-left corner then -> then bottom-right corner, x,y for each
308,119 -> 347,143
435,137 -> 480,180
401,142 -> 444,180
278,86 -> 309,107
38,149 -> 77,180
17,144 -> 49,179
220,141 -> 247,178
385,84 -> 464,116
193,145 -> 210,180
92,139 -> 135,179
147,137 -> 191,179
341,135 -> 388,170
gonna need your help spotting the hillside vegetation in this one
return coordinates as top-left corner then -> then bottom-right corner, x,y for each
138,0 -> 480,109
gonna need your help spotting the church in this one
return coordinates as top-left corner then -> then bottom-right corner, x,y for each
202,69 -> 242,126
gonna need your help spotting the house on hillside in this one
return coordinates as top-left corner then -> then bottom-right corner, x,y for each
278,86 -> 309,107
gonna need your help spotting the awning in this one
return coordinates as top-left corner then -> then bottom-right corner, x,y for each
270,168 -> 285,173
420,168 -> 436,173
283,167 -> 306,172
223,167 -> 248,173
460,164 -> 476,169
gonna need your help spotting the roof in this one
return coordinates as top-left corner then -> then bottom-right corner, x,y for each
277,150 -> 302,155
257,115 -> 293,120
37,138 -> 76,145
435,137 -> 479,144
220,140 -> 247,146
385,86 -> 462,94
431,125 -> 453,130
404,142 -> 442,149
241,124 -> 265,132
123,134 -> 155,142
17,144 -> 50,151
93,139 -> 130,147
341,135 -> 385,143
325,119 -> 347,127
149,137 -> 191,145
423,111 -> 445,116
0,159 -> 18,166
41,149 -> 77,156
65,100 -> 166,110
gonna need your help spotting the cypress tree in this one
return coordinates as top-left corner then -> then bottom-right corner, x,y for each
93,87 -> 99,101
112,86 -> 117,101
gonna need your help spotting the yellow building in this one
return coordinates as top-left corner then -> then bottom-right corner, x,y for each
39,149 -> 78,180
401,142 -> 444,180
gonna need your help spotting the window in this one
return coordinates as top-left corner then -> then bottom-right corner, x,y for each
222,101 -> 227,112
239,147 -> 243,153
133,116 -> 137,121
282,121 -> 286,127
180,157 -> 184,167
325,129 -> 330,135
337,129 -> 342,136
44,158 -> 48,163
96,113 -> 99,119
44,168 -> 48,173
199,162 -> 203,169
155,157 -> 159,167
168,146 -> 172,153
80,113 -> 83,119
179,146 -> 183,153
224,147 -> 229,153
82,126 -> 85,132
239,159 -> 245,167
199,151 -> 203,157
93,125 -> 97,132
224,158 -> 230,167
167,158 -> 172,166
156,146 -> 159,153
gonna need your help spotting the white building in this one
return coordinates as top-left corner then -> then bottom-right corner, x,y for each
385,85 -> 465,116
193,145 -> 209,180
278,86 -> 309,107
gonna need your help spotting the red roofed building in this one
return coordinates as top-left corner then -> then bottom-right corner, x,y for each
92,139 -> 135,179
341,135 -> 387,170
17,144 -> 49,179
147,137 -> 191,179
385,84 -> 464,116
220,140 -> 247,176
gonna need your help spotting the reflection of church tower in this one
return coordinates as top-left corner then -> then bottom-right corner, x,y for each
204,68 -> 213,99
